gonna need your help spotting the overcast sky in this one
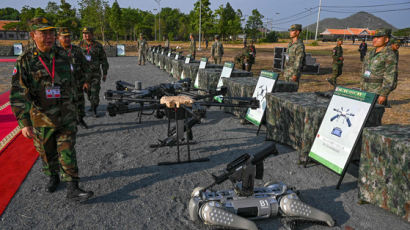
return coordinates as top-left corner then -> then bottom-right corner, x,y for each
1,0 -> 410,29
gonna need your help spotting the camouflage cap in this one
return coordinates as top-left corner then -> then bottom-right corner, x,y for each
289,24 -> 302,31
337,38 -> 343,41
214,34 -> 219,39
82,27 -> 94,34
57,27 -> 70,36
29,17 -> 55,31
373,28 -> 391,37
390,38 -> 401,45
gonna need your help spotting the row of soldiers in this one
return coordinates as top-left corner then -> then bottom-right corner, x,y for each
10,17 -> 110,201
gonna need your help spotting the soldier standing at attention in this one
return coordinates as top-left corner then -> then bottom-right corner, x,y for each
189,33 -> 196,59
79,27 -> 109,117
327,38 -> 344,87
389,38 -> 401,92
359,39 -> 367,62
283,24 -> 305,88
164,36 -> 170,50
361,29 -> 398,106
235,40 -> 256,72
211,35 -> 224,64
137,33 -> 147,65
10,17 -> 93,201
58,27 -> 90,129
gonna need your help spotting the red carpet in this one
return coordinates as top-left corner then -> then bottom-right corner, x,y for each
0,59 -> 16,62
0,91 -> 38,216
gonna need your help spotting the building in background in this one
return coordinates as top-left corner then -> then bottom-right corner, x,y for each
0,20 -> 29,40
320,28 -> 376,42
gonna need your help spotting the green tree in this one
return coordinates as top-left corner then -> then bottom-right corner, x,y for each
78,0 -> 110,43
215,3 -> 242,40
121,8 -> 141,40
190,0 -> 213,41
55,1 -> 81,39
109,0 -> 122,41
0,7 -> 20,20
393,28 -> 410,37
245,9 -> 263,39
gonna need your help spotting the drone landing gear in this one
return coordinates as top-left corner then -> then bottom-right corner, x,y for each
155,107 -> 209,166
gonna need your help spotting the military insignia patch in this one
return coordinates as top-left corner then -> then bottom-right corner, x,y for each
12,67 -> 17,75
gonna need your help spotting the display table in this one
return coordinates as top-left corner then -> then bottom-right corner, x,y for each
222,77 -> 298,118
266,92 -> 385,162
358,125 -> 410,221
196,68 -> 252,92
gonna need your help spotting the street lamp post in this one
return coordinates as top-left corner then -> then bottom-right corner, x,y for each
314,0 -> 322,41
199,0 -> 202,50
154,0 -> 161,41
153,8 -> 157,41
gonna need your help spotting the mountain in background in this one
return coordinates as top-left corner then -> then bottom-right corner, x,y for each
304,11 -> 397,33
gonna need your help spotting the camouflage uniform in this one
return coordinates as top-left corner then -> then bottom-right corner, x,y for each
329,41 -> 343,86
361,30 -> 397,102
283,25 -> 305,86
389,38 -> 400,91
211,36 -> 224,64
79,35 -> 109,110
137,36 -> 148,65
235,46 -> 255,72
10,45 -> 80,182
189,36 -> 196,59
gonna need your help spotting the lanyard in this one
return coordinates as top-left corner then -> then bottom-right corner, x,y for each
86,43 -> 92,55
38,55 -> 55,85
68,45 -> 72,57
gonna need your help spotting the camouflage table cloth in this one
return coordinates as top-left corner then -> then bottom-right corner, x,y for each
171,59 -> 185,80
180,61 -> 199,80
358,125 -> 410,221
153,53 -> 161,67
197,68 -> 252,92
222,78 -> 299,118
266,92 -> 385,162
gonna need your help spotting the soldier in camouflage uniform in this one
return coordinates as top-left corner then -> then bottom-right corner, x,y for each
234,41 -> 255,72
10,17 -> 93,201
361,29 -> 398,106
283,24 -> 305,89
58,27 -> 90,129
189,33 -> 196,59
79,27 -> 109,117
211,35 -> 224,64
327,38 -> 344,87
389,38 -> 401,92
137,33 -> 148,65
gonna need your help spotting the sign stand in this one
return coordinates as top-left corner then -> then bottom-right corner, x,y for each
194,57 -> 208,88
245,70 -> 278,136
214,62 -> 235,103
305,87 -> 377,189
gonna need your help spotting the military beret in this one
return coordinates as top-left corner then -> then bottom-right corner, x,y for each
289,24 -> 302,31
57,27 -> 70,36
82,27 -> 94,34
374,28 -> 391,37
29,17 -> 55,31
390,38 -> 401,45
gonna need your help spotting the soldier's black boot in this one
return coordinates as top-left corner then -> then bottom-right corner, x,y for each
66,181 -> 94,202
92,105 -> 98,118
46,175 -> 60,193
78,117 -> 88,129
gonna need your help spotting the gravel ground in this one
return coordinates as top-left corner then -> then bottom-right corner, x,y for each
0,57 -> 409,230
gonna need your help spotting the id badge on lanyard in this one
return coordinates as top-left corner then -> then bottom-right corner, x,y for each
86,44 -> 92,61
45,86 -> 61,98
38,55 -> 60,99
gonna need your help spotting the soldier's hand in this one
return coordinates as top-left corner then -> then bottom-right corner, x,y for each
22,126 -> 34,139
377,96 -> 387,105
291,75 -> 298,82
83,83 -> 90,90
102,75 -> 107,82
